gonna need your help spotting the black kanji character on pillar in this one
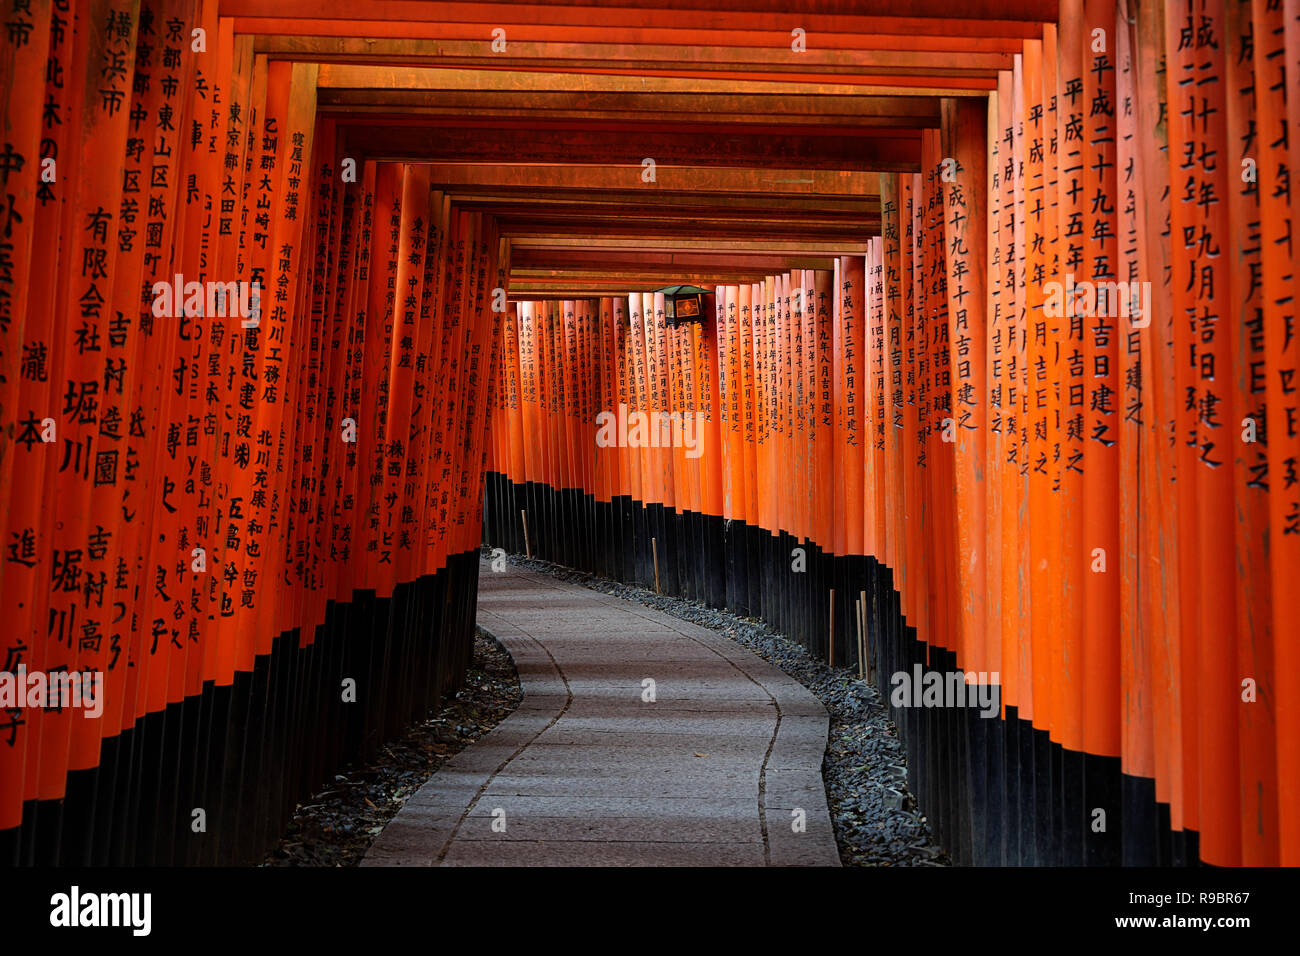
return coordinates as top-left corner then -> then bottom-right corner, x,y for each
0,709 -> 24,747
6,528 -> 36,567
149,617 -> 167,654
0,143 -> 25,184
2,639 -> 28,672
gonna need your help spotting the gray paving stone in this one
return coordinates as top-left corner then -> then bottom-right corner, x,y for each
482,769 -> 762,794
559,697 -> 779,716
363,562 -> 839,867
440,840 -> 767,867
463,794 -> 756,818
546,715 -> 775,736
533,729 -> 772,755
455,815 -> 762,844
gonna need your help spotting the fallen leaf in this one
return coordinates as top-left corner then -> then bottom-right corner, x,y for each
694,752 -> 708,758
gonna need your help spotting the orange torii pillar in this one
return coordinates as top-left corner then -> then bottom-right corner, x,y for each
0,2 -> 506,862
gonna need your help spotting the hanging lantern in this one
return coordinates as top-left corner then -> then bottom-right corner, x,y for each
657,284 -> 712,327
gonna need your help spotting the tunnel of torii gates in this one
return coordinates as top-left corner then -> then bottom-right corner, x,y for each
0,0 -> 1295,869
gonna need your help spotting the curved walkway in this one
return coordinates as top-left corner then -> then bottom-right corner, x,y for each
363,560 -> 840,866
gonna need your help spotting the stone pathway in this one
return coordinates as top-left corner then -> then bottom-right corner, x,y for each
363,560 -> 840,866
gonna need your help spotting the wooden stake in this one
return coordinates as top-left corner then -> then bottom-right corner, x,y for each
856,596 -> 864,680
652,537 -> 661,594
860,589 -> 869,683
828,588 -> 835,667
521,509 -> 531,559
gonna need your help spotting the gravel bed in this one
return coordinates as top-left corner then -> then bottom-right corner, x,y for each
264,631 -> 523,866
501,550 -> 949,867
